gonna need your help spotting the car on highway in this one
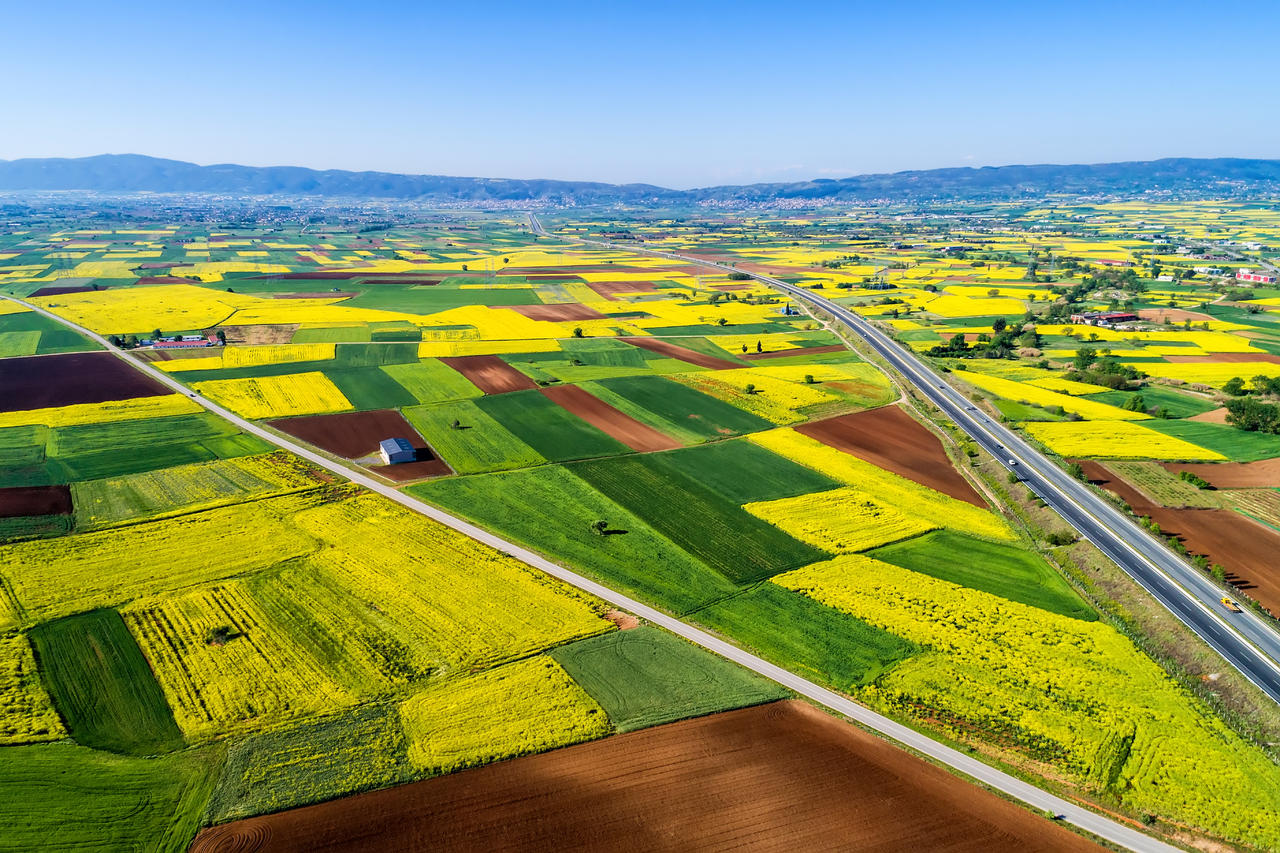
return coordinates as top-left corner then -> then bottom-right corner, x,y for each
1222,597 -> 1243,613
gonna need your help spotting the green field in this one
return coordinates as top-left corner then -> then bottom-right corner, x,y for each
475,390 -> 629,462
550,627 -> 786,732
0,742 -> 217,852
322,367 -> 417,409
869,530 -> 1096,620
0,310 -> 100,354
591,375 -> 774,440
331,341 -> 420,368
204,702 -> 412,823
289,325 -> 372,343
415,465 -> 739,613
28,609 -> 185,754
1142,419 -> 1280,462
693,583 -> 918,689
380,358 -> 483,404
402,400 -> 544,474
1086,386 -> 1219,418
649,439 -> 840,504
571,455 -> 829,584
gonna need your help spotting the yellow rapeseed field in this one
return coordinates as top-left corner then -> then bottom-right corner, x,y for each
774,555 -> 1280,849
0,633 -> 65,745
417,339 -> 562,358
400,655 -> 610,774
193,372 -> 352,419
745,487 -> 937,552
1023,420 -> 1226,460
1131,361 -> 1280,388
32,284 -> 256,334
749,428 -> 1015,541
156,343 -> 337,373
957,371 -> 1148,420
0,394 -> 202,430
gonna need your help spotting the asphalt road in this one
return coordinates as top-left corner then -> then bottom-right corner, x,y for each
1,291 -> 1181,851
529,215 -> 1280,706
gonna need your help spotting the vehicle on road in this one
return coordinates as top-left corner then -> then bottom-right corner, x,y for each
1222,597 -> 1244,613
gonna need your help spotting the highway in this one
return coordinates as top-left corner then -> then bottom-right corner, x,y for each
2,293 -> 1180,852
528,214 -> 1280,706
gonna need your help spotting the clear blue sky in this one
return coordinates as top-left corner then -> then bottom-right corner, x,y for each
3,0 -> 1277,188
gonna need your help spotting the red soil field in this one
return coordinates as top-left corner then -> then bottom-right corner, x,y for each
797,406 -> 985,507
439,356 -> 538,394
135,277 -> 196,286
28,285 -> 96,297
190,701 -> 1099,853
267,409 -> 440,465
0,352 -> 171,413
369,459 -> 450,481
507,303 -> 608,322
1187,407 -> 1229,424
1080,461 -> 1280,613
1162,353 -> 1280,364
1138,308 -> 1215,323
221,325 -> 299,345
587,281 -> 662,300
1161,457 -> 1280,488
741,344 -> 848,361
541,385 -> 682,452
0,485 -> 72,519
619,337 -> 741,370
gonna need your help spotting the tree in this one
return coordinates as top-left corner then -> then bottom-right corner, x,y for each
727,271 -> 750,281
107,335 -> 122,347
1225,396 -> 1280,433
992,317 -> 1007,333
152,329 -> 162,341
1223,376 -> 1247,396
1072,346 -> 1097,371
215,329 -> 227,345
1122,393 -> 1147,413
717,317 -> 728,326
803,374 -> 815,384
744,383 -> 757,395
1067,462 -> 1086,481
461,264 -> 468,272
590,520 -> 608,536
573,327 -> 584,338
756,340 -> 763,353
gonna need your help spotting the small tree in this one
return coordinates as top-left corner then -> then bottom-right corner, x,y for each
803,374 -> 815,384
1067,462 -> 1086,481
756,340 -> 763,353
461,264 -> 468,272
590,520 -> 608,536
152,329 -> 163,341
744,383 -> 757,395
716,317 -> 728,326
572,327 -> 584,338
450,419 -> 462,430
215,329 -> 227,345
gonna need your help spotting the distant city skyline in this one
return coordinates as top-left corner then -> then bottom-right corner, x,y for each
3,0 -> 1277,189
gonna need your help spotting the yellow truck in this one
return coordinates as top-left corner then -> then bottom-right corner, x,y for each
1221,597 -> 1243,613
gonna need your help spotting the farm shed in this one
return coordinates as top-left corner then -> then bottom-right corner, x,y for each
379,437 -> 416,465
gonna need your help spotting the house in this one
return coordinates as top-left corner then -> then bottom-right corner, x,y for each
1193,266 -> 1224,276
1069,311 -> 1140,327
378,438 -> 416,465
1237,269 -> 1278,284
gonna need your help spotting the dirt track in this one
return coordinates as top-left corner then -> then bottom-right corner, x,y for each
0,352 -> 170,413
188,701 -> 1100,853
1080,461 -> 1280,613
619,337 -> 741,369
0,485 -> 72,518
541,385 -> 681,452
797,406 -> 985,507
440,355 -> 538,394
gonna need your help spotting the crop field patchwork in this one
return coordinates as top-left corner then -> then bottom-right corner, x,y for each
0,631 -> 64,744
193,372 -> 353,419
402,399 -> 545,473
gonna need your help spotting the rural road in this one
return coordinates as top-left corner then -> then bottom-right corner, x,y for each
528,215 -> 1280,708
3,293 -> 1180,853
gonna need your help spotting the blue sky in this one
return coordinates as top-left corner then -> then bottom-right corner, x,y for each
3,0 -> 1277,187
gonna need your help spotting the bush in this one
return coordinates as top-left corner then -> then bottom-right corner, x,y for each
1045,530 -> 1076,546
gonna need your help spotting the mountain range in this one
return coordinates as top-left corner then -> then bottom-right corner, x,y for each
1,154 -> 1277,203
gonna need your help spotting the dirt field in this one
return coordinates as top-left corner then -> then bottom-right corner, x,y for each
268,409 -> 430,459
0,485 -> 72,519
741,344 -> 847,361
28,285 -> 96,297
1188,407 -> 1230,424
587,281 -> 662,300
508,304 -> 608,322
440,355 -> 538,394
797,406 -> 985,507
619,337 -> 741,370
135,276 -> 197,286
220,325 -> 301,345
369,458 -> 450,481
541,385 -> 682,452
1161,457 -> 1280,488
1081,461 -> 1280,613
1138,308 -> 1215,323
0,352 -> 170,413
1162,353 -> 1280,364
189,701 -> 1099,853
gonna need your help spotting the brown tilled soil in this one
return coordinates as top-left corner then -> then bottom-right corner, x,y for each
0,485 -> 72,519
1160,457 -> 1280,488
587,281 -> 662,300
135,276 -> 196,286
369,459 -> 450,481
188,701 -> 1100,853
1188,407 -> 1230,424
1137,308 -> 1215,323
797,406 -> 985,507
603,608 -> 640,630
741,344 -> 847,361
220,325 -> 300,345
540,385 -> 682,452
1162,353 -> 1280,364
28,285 -> 96,297
507,303 -> 608,322
1080,461 -> 1280,613
440,355 -> 538,394
619,337 -> 742,370
0,352 -> 170,413
268,409 -> 428,459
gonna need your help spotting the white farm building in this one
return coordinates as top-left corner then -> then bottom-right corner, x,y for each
378,438 -> 416,465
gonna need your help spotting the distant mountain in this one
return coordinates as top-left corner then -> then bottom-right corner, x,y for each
1,154 -> 1277,203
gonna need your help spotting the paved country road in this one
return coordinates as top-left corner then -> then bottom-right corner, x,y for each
528,214 -> 1280,708
2,293 -> 1180,853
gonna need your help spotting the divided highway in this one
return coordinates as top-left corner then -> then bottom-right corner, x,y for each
4,290 -> 1178,852
529,214 -> 1280,706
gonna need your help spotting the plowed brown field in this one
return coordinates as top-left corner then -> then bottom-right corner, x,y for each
1161,457 -> 1280,488
1080,461 -> 1280,613
189,701 -> 1100,853
797,406 -> 984,506
0,352 -> 170,413
619,337 -> 741,369
0,485 -> 72,518
269,409 -> 430,460
541,385 -> 681,452
440,355 -> 538,394
508,304 -> 608,322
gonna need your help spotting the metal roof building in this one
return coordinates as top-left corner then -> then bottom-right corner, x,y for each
378,438 -> 415,465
